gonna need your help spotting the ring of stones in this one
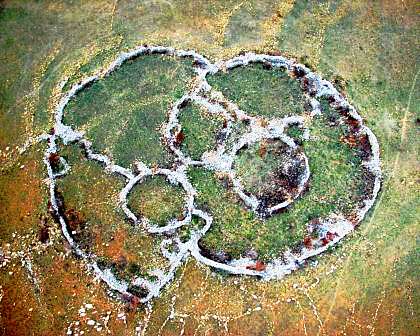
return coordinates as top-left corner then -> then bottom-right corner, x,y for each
120,167 -> 195,234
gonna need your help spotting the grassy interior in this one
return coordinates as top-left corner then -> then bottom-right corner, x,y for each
63,54 -> 195,168
207,63 -> 306,119
178,101 -> 225,160
127,175 -> 186,227
190,101 -> 365,261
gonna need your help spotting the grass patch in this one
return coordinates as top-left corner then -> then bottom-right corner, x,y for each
127,175 -> 186,227
64,54 -> 195,168
179,101 -> 225,160
207,63 -> 306,119
187,167 -> 261,259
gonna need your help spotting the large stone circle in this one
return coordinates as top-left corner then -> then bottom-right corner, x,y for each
43,45 -> 381,303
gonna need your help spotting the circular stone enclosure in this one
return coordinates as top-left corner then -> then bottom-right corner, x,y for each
44,45 -> 381,303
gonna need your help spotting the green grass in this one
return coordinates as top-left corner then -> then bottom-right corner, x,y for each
207,63 -> 306,119
127,175 -> 186,227
187,167 -> 261,258
62,43 -> 123,93
64,54 -> 195,168
285,124 -> 305,144
189,100 -> 365,261
179,101 -> 225,160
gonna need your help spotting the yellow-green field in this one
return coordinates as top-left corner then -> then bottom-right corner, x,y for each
0,1 -> 418,335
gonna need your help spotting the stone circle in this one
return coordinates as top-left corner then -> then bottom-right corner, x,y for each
42,45 -> 381,303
